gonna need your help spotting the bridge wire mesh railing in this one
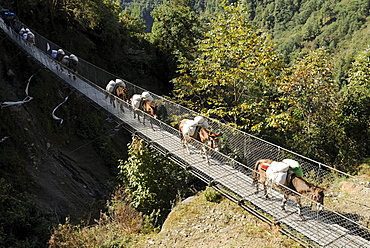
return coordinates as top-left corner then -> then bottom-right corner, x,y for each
1,17 -> 370,246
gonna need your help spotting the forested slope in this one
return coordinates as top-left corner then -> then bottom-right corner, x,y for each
122,0 -> 370,85
245,0 -> 370,84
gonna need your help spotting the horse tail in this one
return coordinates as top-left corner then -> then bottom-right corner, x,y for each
178,119 -> 188,140
252,160 -> 262,186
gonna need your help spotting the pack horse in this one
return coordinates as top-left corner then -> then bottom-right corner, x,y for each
253,159 -> 326,216
105,79 -> 130,111
130,92 -> 158,129
178,116 -> 221,164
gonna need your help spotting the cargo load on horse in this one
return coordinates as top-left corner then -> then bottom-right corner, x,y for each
282,158 -> 303,177
56,49 -> 65,62
256,159 -> 303,187
69,54 -> 78,73
266,161 -> 290,185
181,116 -> 209,137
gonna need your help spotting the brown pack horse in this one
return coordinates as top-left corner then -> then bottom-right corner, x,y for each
253,159 -> 326,216
105,81 -> 130,111
115,85 -> 130,102
131,95 -> 158,129
178,119 -> 221,163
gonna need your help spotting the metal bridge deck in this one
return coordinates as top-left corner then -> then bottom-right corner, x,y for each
1,18 -> 369,248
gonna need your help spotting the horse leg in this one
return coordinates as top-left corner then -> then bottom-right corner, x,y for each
181,135 -> 186,148
254,178 -> 260,194
115,97 -> 124,112
184,137 -> 191,154
133,109 -> 140,122
149,118 -> 155,130
254,183 -> 259,195
110,95 -> 116,108
142,113 -> 146,126
201,145 -> 210,164
295,195 -> 302,216
281,194 -> 288,210
200,145 -> 207,158
119,101 -> 125,112
263,183 -> 269,199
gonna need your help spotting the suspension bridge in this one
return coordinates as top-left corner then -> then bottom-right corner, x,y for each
1,16 -> 370,247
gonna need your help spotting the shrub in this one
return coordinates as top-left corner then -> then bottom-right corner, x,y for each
204,186 -> 222,203
48,188 -> 143,247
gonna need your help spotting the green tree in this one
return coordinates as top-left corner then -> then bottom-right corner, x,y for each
0,179 -> 51,248
118,137 -> 197,226
338,46 -> 370,166
150,0 -> 201,57
276,48 -> 342,163
172,3 -> 284,130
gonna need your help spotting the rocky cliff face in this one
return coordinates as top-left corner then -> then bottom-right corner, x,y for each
0,37 -> 129,223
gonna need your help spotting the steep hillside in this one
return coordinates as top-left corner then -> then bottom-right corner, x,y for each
246,0 -> 370,83
0,37 -> 130,246
135,192 -> 301,248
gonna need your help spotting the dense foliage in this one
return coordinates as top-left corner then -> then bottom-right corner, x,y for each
243,0 -> 370,85
275,48 -> 344,164
171,3 -> 370,168
172,4 -> 283,130
118,137 -> 201,226
150,0 -> 201,57
0,179 -> 51,248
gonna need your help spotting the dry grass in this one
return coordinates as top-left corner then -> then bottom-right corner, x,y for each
48,188 -> 143,248
48,189 -> 302,248
132,192 -> 302,248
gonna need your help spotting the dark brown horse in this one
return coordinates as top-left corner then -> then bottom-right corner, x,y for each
178,119 -> 221,162
253,159 -> 325,215
115,85 -> 130,102
131,94 -> 158,129
105,80 -> 130,111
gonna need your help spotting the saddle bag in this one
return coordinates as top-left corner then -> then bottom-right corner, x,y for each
282,159 -> 303,177
269,161 -> 290,173
266,167 -> 288,185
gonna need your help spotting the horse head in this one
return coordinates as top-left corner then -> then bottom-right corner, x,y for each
209,132 -> 221,151
143,100 -> 158,119
200,130 -> 221,151
310,186 -> 326,211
